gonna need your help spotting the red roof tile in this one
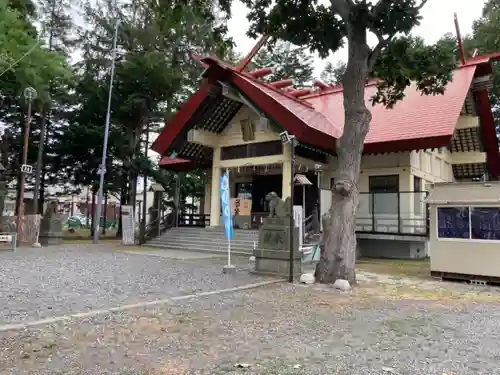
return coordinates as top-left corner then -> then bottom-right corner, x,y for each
304,65 -> 477,146
232,72 -> 342,139
155,53 -> 499,175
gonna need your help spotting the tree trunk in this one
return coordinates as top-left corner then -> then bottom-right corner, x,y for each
102,191 -> 107,235
315,27 -> 372,285
116,185 -> 127,238
33,111 -> 47,215
90,187 -> 96,235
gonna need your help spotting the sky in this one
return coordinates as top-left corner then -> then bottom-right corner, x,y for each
226,0 -> 488,77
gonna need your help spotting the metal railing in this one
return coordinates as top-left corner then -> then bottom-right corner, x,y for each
356,191 -> 429,236
143,211 -> 176,243
177,213 -> 210,227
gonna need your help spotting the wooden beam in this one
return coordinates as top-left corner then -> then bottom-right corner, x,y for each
268,79 -> 293,89
248,67 -> 275,79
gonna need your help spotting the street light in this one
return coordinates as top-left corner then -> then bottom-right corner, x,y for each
279,130 -> 297,283
16,86 -> 37,243
93,20 -> 120,244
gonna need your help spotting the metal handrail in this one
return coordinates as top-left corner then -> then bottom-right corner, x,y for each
143,211 -> 175,242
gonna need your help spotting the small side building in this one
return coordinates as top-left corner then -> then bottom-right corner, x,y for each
427,181 -> 500,282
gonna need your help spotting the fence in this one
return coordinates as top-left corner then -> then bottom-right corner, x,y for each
356,191 -> 429,236
0,214 -> 41,244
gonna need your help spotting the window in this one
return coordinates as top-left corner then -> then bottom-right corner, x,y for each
437,206 -> 500,241
369,175 -> 399,215
437,207 -> 470,239
471,207 -> 500,240
414,176 -> 421,192
413,176 -> 422,216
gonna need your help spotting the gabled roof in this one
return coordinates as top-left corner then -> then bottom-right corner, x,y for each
153,52 -> 500,178
303,65 -> 477,153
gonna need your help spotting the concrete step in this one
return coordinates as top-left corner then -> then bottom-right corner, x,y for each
149,238 -> 256,249
146,227 -> 259,254
167,227 -> 259,234
156,234 -> 258,243
162,229 -> 259,235
146,242 -> 253,256
157,232 -> 258,242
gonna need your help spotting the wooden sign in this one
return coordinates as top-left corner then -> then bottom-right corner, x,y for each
232,198 -> 252,216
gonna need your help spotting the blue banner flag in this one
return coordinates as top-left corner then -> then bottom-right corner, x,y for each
220,172 -> 234,240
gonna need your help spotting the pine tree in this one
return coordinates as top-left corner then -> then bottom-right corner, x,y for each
31,0 -> 75,214
320,61 -> 347,85
253,41 -> 314,86
55,0 -> 234,235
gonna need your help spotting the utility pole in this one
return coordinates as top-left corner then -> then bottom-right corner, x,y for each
16,86 -> 37,242
93,20 -> 120,244
139,123 -> 149,244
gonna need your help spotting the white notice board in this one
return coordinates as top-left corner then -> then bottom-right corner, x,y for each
121,205 -> 135,245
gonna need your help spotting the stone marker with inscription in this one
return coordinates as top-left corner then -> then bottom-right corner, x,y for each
253,192 -> 301,278
39,201 -> 63,246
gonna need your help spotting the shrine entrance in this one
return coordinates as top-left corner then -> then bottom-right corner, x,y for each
233,174 -> 282,228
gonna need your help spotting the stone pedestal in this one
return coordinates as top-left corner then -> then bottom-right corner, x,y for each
39,204 -> 63,246
253,217 -> 301,278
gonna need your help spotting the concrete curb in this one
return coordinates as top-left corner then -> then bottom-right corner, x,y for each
0,279 -> 283,333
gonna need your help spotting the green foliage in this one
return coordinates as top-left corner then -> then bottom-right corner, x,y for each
0,0 -> 71,104
253,41 -> 314,86
471,0 -> 500,130
372,36 -> 457,107
50,0 -> 236,214
320,61 -> 346,85
241,0 -> 456,108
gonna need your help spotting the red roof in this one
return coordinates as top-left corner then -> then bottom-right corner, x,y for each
159,156 -> 208,172
303,66 -> 477,152
234,72 -> 342,138
152,53 -> 500,178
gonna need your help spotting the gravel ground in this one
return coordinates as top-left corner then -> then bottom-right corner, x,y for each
2,275 -> 500,375
0,244 -> 271,325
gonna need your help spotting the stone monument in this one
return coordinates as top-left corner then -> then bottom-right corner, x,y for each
253,192 -> 301,278
39,201 -> 63,246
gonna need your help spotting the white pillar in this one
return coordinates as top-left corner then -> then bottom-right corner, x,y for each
282,143 -> 292,199
203,175 -> 211,215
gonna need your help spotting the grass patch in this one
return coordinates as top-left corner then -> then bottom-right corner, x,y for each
63,228 -> 119,240
357,258 -> 431,279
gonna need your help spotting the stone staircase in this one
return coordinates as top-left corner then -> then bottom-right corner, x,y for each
146,227 -> 259,255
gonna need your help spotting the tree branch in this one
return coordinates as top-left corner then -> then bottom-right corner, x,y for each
367,35 -> 391,71
371,0 -> 428,20
330,0 -> 352,20
416,0 -> 428,10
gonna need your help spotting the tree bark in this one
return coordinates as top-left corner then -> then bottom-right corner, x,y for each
115,184 -> 127,238
33,111 -> 47,215
315,24 -> 372,285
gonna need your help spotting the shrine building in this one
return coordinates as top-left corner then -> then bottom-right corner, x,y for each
151,48 -> 500,258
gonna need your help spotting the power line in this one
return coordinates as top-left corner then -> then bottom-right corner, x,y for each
0,40 -> 41,79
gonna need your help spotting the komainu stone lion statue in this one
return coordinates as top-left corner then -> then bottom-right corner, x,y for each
265,192 -> 291,218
